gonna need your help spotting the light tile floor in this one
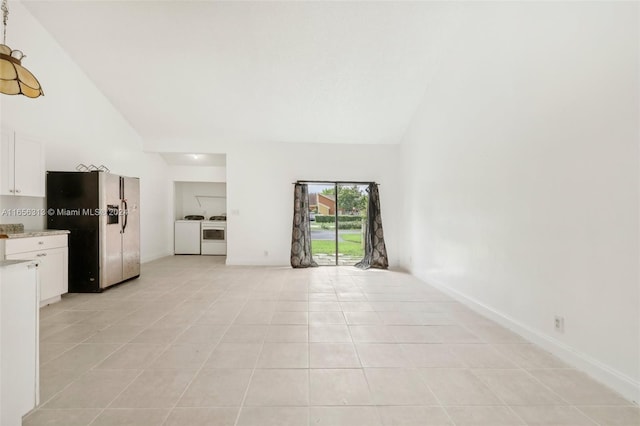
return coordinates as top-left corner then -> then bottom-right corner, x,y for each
25,255 -> 639,425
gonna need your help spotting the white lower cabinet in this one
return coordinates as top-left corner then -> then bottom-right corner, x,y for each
1,234 -> 68,306
7,247 -> 67,302
0,260 -> 40,426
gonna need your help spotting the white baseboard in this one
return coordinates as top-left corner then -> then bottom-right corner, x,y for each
226,257 -> 402,269
415,272 -> 640,405
225,256 -> 288,266
141,251 -> 172,264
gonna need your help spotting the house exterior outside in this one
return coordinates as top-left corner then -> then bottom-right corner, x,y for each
317,193 -> 335,215
308,193 -> 318,213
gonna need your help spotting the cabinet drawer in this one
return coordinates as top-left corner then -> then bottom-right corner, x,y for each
5,234 -> 68,255
6,247 -> 68,302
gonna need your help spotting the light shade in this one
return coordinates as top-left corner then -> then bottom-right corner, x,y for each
0,44 -> 43,98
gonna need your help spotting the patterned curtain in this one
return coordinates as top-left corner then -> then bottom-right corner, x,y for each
290,183 -> 318,268
355,183 -> 389,269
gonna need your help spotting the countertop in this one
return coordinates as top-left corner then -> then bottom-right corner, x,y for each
0,230 -> 70,239
0,259 -> 37,268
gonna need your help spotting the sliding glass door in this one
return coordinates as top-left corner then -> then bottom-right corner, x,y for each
308,183 -> 336,266
307,182 -> 369,266
336,183 -> 368,266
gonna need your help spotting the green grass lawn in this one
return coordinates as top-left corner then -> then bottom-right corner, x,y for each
312,233 -> 363,257
341,234 -> 362,244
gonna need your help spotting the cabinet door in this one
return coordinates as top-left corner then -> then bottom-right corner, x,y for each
13,134 -> 45,197
6,247 -> 68,302
0,129 -> 15,195
49,247 -> 68,298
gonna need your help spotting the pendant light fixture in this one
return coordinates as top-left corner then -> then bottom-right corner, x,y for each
0,0 -> 43,98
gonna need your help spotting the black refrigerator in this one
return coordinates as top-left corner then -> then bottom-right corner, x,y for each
46,171 -> 140,292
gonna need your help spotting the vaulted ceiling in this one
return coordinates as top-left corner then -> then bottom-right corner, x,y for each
24,1 -> 455,148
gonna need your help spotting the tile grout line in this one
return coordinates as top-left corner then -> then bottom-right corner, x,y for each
228,272 -> 312,426
372,278 -> 460,425
82,285 -> 198,425
468,366 -> 584,426
364,280 -> 469,426
228,294 -> 267,426
433,310 -> 529,426
34,287 -> 184,412
451,310 -> 605,425
27,261 -> 633,426
517,368 -> 605,426
350,280 -> 387,426
166,272 -> 263,426
157,271 -> 241,425
31,281 -> 178,421
83,269 -> 231,426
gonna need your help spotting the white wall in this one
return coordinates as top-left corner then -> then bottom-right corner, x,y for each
174,182 -> 227,220
226,141 -> 400,266
0,1 -> 172,262
168,165 -> 226,183
400,2 -> 639,401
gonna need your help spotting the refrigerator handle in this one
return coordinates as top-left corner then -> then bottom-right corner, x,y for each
122,199 -> 128,233
119,176 -> 123,199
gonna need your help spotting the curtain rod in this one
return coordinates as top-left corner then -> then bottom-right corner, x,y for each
293,180 -> 379,185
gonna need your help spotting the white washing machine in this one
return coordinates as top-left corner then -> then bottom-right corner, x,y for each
174,220 -> 201,254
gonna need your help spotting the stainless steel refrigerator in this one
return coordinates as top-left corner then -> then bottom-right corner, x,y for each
46,171 -> 140,292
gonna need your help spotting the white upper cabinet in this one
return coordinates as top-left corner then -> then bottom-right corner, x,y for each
14,134 -> 45,197
0,129 -> 45,197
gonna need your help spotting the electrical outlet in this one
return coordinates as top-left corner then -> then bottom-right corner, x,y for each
554,316 -> 565,333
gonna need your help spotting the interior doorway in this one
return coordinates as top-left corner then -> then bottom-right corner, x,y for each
306,181 -> 369,266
